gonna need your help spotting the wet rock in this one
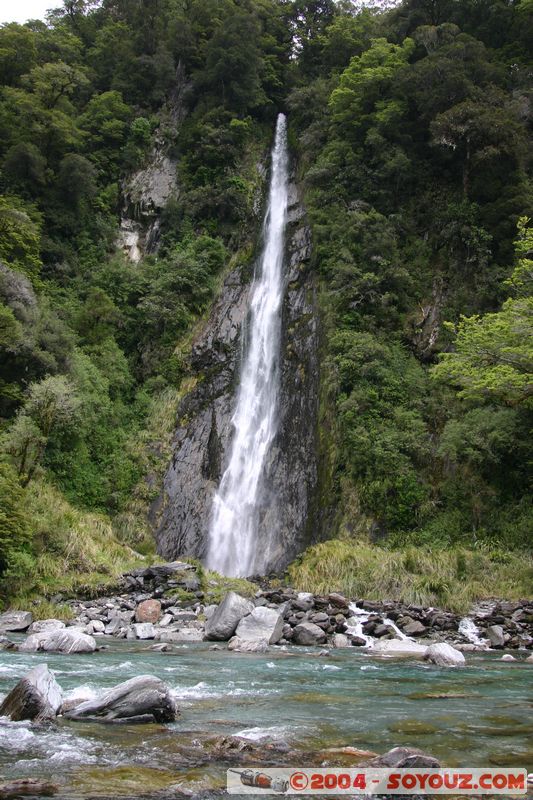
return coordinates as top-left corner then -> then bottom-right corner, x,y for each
132,622 -> 156,639
372,639 -> 428,658
158,629 -> 204,642
401,620 -> 427,636
370,746 -> 440,768
228,636 -> 269,652
328,592 -> 349,610
28,619 -> 65,634
486,625 -> 505,648
500,654 -> 516,661
0,610 -> 32,632
292,621 -> 327,646
424,643 -> 465,667
0,636 -> 15,650
204,592 -> 254,641
331,633 -> 350,648
235,606 -> 284,645
19,628 -> 96,654
0,664 -> 62,721
86,620 -> 105,634
0,779 -> 58,798
151,643 -> 171,652
135,599 -> 162,623
64,675 -> 178,723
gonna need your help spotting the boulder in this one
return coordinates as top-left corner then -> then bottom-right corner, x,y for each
135,599 -> 161,623
235,607 -> 284,645
425,643 -> 465,667
402,620 -> 427,636
64,675 -> 178,723
19,629 -> 96,654
158,629 -> 203,642
0,664 -> 62,721
228,636 -> 269,653
0,779 -> 58,798
372,639 -> 428,658
370,746 -> 440,769
526,654 -> 533,663
486,624 -> 505,648
0,636 -> 15,651
28,619 -> 65,634
500,654 -> 516,661
331,633 -> 350,648
0,611 -> 32,633
132,623 -> 156,639
292,622 -> 327,646
204,592 -> 254,641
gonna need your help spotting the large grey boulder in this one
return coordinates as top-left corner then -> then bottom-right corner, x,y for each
228,636 -> 268,653
132,623 -> 156,640
158,629 -> 203,643
204,592 -> 254,641
64,675 -> 178,723
19,628 -> 96,654
28,619 -> 65,634
331,633 -> 350,648
370,746 -> 440,768
372,639 -> 428,658
486,624 -> 505,648
234,607 -> 284,645
0,664 -> 62,721
0,611 -> 32,633
292,622 -> 327,646
425,642 -> 465,667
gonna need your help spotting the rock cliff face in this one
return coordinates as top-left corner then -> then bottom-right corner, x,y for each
116,64 -> 189,262
155,178 -> 319,574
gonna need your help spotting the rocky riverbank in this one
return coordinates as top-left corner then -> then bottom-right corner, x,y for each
2,561 -> 532,656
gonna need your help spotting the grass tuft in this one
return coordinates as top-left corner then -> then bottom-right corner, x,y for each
287,539 -> 533,613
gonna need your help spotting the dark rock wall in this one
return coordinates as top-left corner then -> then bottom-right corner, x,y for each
155,178 -> 320,573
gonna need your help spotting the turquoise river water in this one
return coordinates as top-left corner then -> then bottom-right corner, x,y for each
0,640 -> 531,797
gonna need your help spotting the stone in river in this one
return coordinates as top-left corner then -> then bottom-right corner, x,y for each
228,636 -> 269,652
486,624 -> 505,648
424,642 -> 465,667
132,622 -> 156,639
19,628 -> 96,654
204,592 -> 254,641
64,675 -> 178,723
0,779 -> 58,798
292,621 -> 327,646
135,599 -> 161,623
331,633 -> 350,648
28,619 -> 65,634
235,606 -> 284,645
372,639 -> 428,658
370,746 -> 440,768
0,611 -> 32,632
0,664 -> 62,722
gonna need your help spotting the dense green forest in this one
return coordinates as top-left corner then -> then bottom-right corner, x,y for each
0,0 -> 531,609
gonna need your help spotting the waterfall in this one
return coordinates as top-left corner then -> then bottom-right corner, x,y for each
205,114 -> 289,577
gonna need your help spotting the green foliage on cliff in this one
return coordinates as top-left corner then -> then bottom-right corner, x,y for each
289,0 -> 532,553
0,0 -> 531,601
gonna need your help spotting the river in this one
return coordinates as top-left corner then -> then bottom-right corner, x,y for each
1,640 -> 531,797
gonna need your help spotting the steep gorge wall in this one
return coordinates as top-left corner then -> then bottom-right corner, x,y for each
155,177 -> 320,574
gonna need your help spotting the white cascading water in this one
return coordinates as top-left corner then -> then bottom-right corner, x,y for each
205,114 -> 289,577
458,616 -> 488,647
345,602 -> 412,648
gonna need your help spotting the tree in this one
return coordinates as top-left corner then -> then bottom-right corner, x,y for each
432,219 -> 533,406
0,195 -> 42,280
0,463 -> 32,578
3,375 -> 79,484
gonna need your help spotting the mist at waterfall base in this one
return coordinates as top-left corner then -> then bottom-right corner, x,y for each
205,114 -> 289,578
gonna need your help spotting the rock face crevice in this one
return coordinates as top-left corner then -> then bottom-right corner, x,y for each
155,177 -> 319,574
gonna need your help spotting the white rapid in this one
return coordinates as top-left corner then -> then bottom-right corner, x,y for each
205,114 -> 289,577
345,602 -> 412,648
459,616 -> 488,647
